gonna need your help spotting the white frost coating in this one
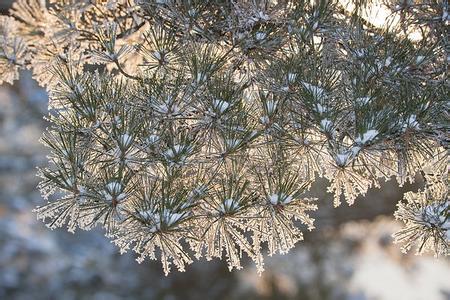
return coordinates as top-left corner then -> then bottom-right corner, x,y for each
106,181 -> 122,194
225,138 -> 242,149
219,198 -> 239,213
416,56 -> 425,64
420,202 -> 450,240
164,144 -> 186,159
196,72 -> 207,83
163,210 -> 184,226
140,209 -> 184,230
320,118 -> 333,132
384,56 -> 393,67
403,115 -> 420,130
355,96 -> 371,105
255,32 -> 266,41
266,100 -> 278,114
212,99 -> 230,113
153,50 -> 162,61
103,181 -> 126,202
355,129 -> 378,145
260,115 -> 270,124
354,49 -> 367,58
301,81 -> 326,101
335,152 -> 351,167
350,146 -> 361,157
287,72 -> 297,83
119,133 -> 133,148
269,193 -> 293,205
147,134 -> 160,144
314,103 -> 326,114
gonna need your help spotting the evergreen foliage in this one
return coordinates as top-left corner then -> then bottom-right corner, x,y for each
0,0 -> 448,274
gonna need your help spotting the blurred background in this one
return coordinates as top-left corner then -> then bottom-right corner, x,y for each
0,2 -> 449,300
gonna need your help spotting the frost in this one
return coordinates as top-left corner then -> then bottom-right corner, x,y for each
12,0 -> 447,275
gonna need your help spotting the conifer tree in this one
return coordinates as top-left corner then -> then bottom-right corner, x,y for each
0,0 -> 448,274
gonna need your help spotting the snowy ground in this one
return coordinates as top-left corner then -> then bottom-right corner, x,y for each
0,72 -> 448,300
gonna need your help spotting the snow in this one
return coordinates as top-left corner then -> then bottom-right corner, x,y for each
196,72 -> 207,83
269,193 -> 293,205
225,138 -> 242,149
442,9 -> 448,21
335,152 -> 351,167
287,72 -> 297,83
415,55 -> 425,64
420,202 -> 449,235
255,32 -> 266,41
119,133 -> 132,148
320,118 -> 333,132
106,181 -> 122,194
260,115 -> 270,124
384,56 -> 393,67
153,50 -> 162,61
163,211 -> 184,226
212,99 -> 230,113
350,145 -> 361,156
138,209 -> 154,220
138,209 -> 184,229
219,198 -> 239,213
301,81 -> 326,101
147,134 -> 160,144
164,144 -> 184,159
403,114 -> 420,130
354,49 -> 367,58
266,100 -> 278,114
314,103 -> 326,114
355,129 -> 378,145
355,96 -> 371,105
